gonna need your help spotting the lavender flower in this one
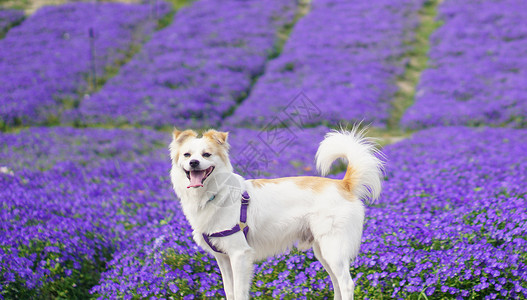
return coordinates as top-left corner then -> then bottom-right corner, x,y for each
402,0 -> 527,128
0,126 -> 328,298
0,2 -> 170,126
228,0 -> 424,128
357,126 -> 527,298
0,9 -> 24,37
89,126 -> 527,299
77,0 -> 297,128
0,127 -> 173,298
1,0 -> 526,298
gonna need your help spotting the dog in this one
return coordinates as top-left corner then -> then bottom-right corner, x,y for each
169,127 -> 384,300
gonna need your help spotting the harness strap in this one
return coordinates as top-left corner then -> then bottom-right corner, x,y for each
202,191 -> 250,254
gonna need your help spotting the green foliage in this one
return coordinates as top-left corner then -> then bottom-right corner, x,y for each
1,239 -> 111,300
0,0 -> 29,11
161,249 -> 224,299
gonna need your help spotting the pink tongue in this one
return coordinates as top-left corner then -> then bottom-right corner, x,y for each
187,170 -> 206,188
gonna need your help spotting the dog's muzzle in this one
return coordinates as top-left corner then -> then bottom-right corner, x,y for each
186,166 -> 215,188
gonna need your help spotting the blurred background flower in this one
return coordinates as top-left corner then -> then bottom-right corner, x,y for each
0,0 -> 526,298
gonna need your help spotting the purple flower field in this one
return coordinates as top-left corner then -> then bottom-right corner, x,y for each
402,0 -> 527,128
0,126 -> 327,298
0,9 -> 24,36
2,126 -> 526,299
228,0 -> 423,128
92,126 -> 527,299
1,0 -> 527,299
0,127 -> 171,298
0,2 -> 170,126
363,127 -> 527,299
77,0 -> 297,127
4,126 -> 524,299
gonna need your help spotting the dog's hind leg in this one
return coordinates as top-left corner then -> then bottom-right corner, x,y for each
313,243 -> 342,300
215,254 -> 235,300
316,238 -> 356,300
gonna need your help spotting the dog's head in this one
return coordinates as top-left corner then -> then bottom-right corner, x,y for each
170,128 -> 233,189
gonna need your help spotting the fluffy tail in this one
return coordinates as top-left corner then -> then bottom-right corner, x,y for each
315,126 -> 385,203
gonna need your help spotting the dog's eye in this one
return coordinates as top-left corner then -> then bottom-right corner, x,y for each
183,153 -> 191,157
203,153 -> 211,158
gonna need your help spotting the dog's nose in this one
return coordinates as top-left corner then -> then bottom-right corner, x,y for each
189,159 -> 200,168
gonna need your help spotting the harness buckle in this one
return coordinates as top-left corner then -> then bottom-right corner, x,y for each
239,222 -> 247,230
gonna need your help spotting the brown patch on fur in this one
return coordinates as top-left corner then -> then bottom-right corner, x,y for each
291,176 -> 334,193
250,178 -> 280,188
339,165 -> 358,199
250,176 -> 331,191
202,129 -> 230,165
203,129 -> 229,147
211,144 -> 230,166
173,128 -> 197,144
251,177 -> 334,191
173,150 -> 179,163
171,129 -> 197,163
250,171 -> 358,201
203,129 -> 229,164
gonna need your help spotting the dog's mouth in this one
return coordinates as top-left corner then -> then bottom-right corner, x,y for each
186,166 -> 215,188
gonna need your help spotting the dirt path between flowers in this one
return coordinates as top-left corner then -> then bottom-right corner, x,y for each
378,0 -> 442,145
1,0 -> 142,14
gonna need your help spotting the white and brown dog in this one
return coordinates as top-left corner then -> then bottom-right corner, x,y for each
169,127 -> 384,300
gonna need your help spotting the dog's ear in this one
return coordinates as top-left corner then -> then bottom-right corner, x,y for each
203,129 -> 229,147
173,128 -> 197,144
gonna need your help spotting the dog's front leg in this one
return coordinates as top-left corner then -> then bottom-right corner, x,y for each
229,248 -> 254,300
214,254 -> 235,300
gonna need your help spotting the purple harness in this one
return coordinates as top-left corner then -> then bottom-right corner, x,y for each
202,191 -> 250,254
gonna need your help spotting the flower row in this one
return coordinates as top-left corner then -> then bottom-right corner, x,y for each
0,8 -> 24,37
93,126 -> 527,299
357,126 -> 527,299
0,126 -> 328,298
0,127 -> 171,298
228,0 -> 424,128
0,2 -> 171,126
76,0 -> 298,128
402,0 -> 527,128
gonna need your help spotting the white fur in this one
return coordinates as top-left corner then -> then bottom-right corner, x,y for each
170,127 -> 384,300
316,127 -> 385,203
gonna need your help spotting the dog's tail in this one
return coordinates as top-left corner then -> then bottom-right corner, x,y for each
315,126 -> 385,203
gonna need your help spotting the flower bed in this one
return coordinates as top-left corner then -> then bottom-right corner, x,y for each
0,2 -> 170,127
77,0 -> 297,128
91,126 -> 527,299
0,9 -> 24,37
227,126 -> 329,179
402,0 -> 527,128
358,126 -> 527,299
0,127 -> 173,298
0,126 -> 330,299
228,0 -> 424,128
89,126 -> 333,299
